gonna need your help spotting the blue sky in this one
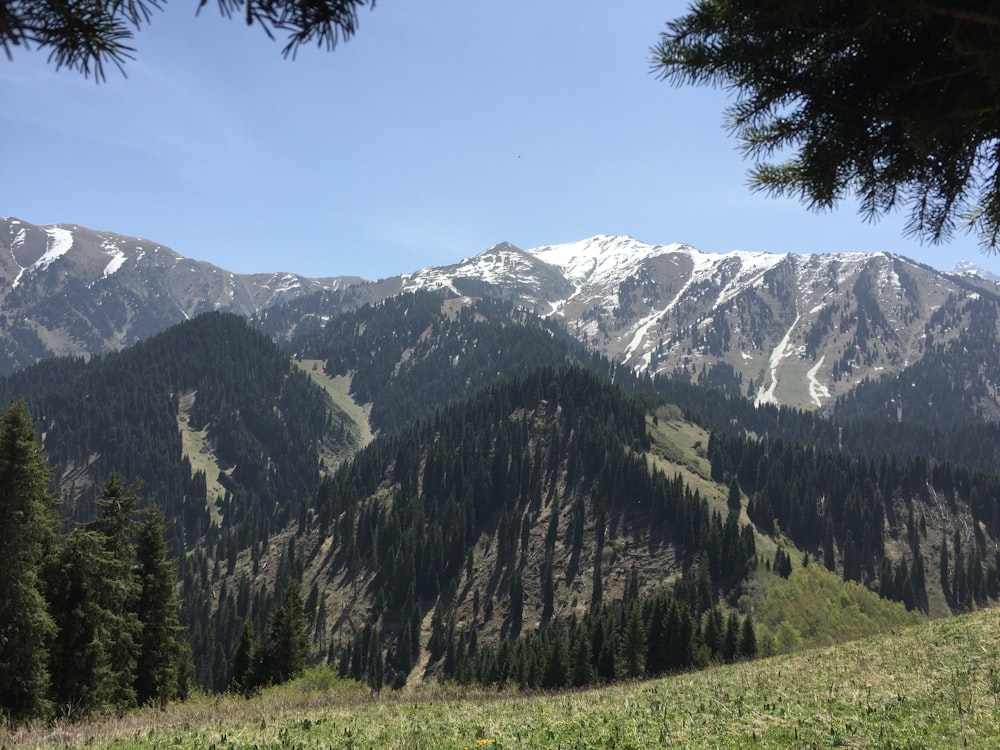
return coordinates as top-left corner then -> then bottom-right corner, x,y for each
2,1 -> 997,280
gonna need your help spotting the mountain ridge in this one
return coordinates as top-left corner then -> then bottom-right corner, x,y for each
6,215 -> 1000,420
0,216 -> 363,372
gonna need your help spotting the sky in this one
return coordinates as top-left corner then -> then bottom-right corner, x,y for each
2,1 -> 998,281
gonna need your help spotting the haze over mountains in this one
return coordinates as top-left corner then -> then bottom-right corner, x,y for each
5,215 -> 999,418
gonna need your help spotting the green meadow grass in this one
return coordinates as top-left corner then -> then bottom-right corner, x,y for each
7,607 -> 999,749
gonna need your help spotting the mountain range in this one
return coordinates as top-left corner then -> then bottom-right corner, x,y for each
0,217 -> 361,373
2,214 -> 1000,698
5,216 -> 1000,421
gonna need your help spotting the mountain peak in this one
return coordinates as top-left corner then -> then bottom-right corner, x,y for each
951,260 -> 1000,283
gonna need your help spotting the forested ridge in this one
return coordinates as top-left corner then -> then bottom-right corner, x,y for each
0,312 -> 344,542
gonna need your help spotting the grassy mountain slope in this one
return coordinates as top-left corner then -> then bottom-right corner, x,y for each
8,606 -> 997,749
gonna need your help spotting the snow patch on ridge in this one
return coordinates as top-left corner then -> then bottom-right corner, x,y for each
532,235 -> 684,289
12,226 -> 74,289
807,356 -> 831,408
756,314 -> 800,407
38,227 -> 74,271
101,239 -> 127,278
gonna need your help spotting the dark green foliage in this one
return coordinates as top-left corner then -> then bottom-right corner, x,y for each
134,506 -> 184,707
0,402 -> 58,720
0,437 -> 189,724
655,1 -> 1000,248
316,361 -> 767,691
773,549 -> 793,579
90,476 -> 142,709
447,584 -> 752,690
47,528 -> 121,715
654,357 -> 1000,479
3,0 -> 376,81
727,477 -> 741,513
291,292 -> 615,434
227,582 -> 307,695
230,621 -> 256,696
260,580 -> 308,687
47,476 -> 144,715
0,312 -> 334,536
835,294 -> 1000,427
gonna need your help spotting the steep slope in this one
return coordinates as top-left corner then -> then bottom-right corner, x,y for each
0,313 -> 357,538
0,217 -> 361,374
287,291 -> 618,434
395,236 -> 1000,416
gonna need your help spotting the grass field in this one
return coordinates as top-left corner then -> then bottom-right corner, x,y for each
7,607 -> 999,749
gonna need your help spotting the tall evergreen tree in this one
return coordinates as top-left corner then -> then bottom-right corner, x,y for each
0,402 -> 58,720
727,477 -> 741,513
739,615 -> 757,659
230,620 -> 256,695
823,516 -> 837,572
509,571 -> 524,637
47,528 -> 119,716
262,580 -> 308,686
87,475 -> 142,710
134,505 -> 184,707
940,532 -> 951,607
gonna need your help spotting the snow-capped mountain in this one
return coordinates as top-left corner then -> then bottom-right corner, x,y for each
6,216 -> 1000,419
397,235 -> 1000,415
0,217 -> 361,373
951,260 -> 1000,284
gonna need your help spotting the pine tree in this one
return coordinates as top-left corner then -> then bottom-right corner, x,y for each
727,477 -> 741,513
723,611 -> 740,662
134,505 -> 184,707
262,580 -> 308,686
47,528 -> 119,716
86,475 -> 142,710
823,516 -> 837,572
509,571 -> 524,637
569,626 -> 596,687
739,615 -> 757,659
842,532 -> 861,583
590,559 -> 603,613
541,561 -> 555,624
621,602 -> 647,678
0,402 -> 58,721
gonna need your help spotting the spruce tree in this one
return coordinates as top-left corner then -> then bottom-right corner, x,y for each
508,571 -> 524,637
230,620 -> 256,695
87,475 -> 142,710
739,615 -> 757,659
134,505 -> 184,707
823,516 -> 836,572
263,580 -> 308,686
940,533 -> 950,606
47,528 -> 119,716
0,402 -> 58,721
621,602 -> 647,678
727,477 -> 741,513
